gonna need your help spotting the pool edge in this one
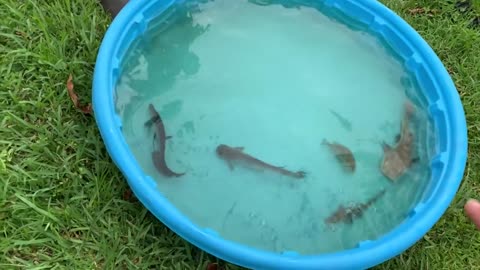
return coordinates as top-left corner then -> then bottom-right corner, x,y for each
92,0 -> 468,269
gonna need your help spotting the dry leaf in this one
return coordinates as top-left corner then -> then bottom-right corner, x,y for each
123,188 -> 133,201
408,7 -> 438,17
66,74 -> 93,115
408,7 -> 425,14
206,263 -> 224,270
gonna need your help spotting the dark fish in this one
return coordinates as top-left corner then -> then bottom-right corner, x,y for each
325,189 -> 386,225
100,0 -> 129,18
145,104 -> 185,177
215,144 -> 306,179
329,109 -> 352,131
380,101 -> 417,181
322,139 -> 356,173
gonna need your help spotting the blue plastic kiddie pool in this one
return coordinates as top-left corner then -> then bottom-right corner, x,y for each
93,0 -> 468,269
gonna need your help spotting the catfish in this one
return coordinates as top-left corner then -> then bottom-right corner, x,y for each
380,101 -> 418,181
322,139 -> 356,173
215,144 -> 306,179
145,104 -> 185,177
325,189 -> 386,225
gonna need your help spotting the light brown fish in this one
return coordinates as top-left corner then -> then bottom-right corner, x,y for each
380,101 -> 417,181
322,139 -> 356,173
216,144 -> 306,179
325,189 -> 386,225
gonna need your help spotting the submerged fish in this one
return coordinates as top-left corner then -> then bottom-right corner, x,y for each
325,189 -> 386,225
380,101 -> 417,181
215,144 -> 306,179
145,104 -> 185,177
329,109 -> 352,131
322,139 -> 356,173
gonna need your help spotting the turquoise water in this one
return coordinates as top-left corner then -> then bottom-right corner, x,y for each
115,0 -> 436,254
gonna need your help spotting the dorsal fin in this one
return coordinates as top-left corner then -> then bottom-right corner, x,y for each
382,142 -> 392,152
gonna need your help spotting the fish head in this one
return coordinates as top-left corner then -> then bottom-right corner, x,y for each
404,101 -> 415,117
216,144 -> 244,158
216,144 -> 231,158
381,150 -> 404,181
148,103 -> 156,114
325,206 -> 346,224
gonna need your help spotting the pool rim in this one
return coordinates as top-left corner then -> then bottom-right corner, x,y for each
92,0 -> 468,269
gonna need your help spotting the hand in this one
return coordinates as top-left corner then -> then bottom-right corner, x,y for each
464,199 -> 480,230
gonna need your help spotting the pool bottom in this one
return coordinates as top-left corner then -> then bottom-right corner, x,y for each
114,0 -> 435,255
118,94 -> 433,255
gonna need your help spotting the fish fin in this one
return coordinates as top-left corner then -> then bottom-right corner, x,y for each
234,147 -> 244,151
395,134 -> 401,143
145,115 -> 160,127
166,135 -> 172,140
144,119 -> 153,128
382,142 -> 392,152
227,161 -> 235,171
296,170 -> 307,178
412,156 -> 420,163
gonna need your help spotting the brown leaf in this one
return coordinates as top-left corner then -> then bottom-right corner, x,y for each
66,74 -> 78,104
206,263 -> 224,270
408,7 -> 425,14
66,74 -> 93,115
408,7 -> 438,17
123,188 -> 133,201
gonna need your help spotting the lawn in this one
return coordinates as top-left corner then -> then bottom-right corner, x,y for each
0,0 -> 479,269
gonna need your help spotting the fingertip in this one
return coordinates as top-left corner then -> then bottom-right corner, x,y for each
465,199 -> 480,229
465,198 -> 480,209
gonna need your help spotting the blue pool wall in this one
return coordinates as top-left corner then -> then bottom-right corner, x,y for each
92,0 -> 468,269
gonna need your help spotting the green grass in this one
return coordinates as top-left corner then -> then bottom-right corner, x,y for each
0,0 -> 479,269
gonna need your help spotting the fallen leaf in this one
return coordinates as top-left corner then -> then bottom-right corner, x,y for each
123,188 -> 133,201
408,7 -> 438,17
408,7 -> 425,14
66,74 -> 78,103
66,74 -> 92,115
206,263 -> 224,270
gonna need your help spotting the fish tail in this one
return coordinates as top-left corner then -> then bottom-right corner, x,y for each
163,163 -> 186,178
171,171 -> 186,177
294,170 -> 307,179
152,151 -> 186,178
367,189 -> 387,207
